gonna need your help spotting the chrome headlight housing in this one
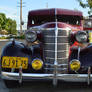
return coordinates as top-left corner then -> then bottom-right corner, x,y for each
25,30 -> 37,42
75,31 -> 87,43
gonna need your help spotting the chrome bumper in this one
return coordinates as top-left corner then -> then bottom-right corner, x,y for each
1,71 -> 92,85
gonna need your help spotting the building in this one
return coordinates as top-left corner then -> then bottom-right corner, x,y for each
84,16 -> 92,28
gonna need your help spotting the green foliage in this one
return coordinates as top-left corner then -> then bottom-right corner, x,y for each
0,13 -> 17,35
0,13 -> 6,31
77,0 -> 92,15
5,18 -> 17,35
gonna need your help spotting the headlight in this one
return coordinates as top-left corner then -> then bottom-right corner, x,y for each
75,31 -> 87,43
32,59 -> 43,70
70,59 -> 81,71
25,30 -> 37,42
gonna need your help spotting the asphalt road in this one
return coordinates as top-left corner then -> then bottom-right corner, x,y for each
0,40 -> 92,92
1,80 -> 92,92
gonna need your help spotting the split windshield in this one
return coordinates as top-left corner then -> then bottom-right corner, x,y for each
30,15 -> 81,26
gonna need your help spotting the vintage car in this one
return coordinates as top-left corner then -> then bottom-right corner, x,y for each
1,8 -> 92,86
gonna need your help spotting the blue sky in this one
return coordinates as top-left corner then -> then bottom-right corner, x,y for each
0,0 -> 89,30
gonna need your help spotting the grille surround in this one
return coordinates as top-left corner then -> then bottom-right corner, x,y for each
43,28 -> 70,65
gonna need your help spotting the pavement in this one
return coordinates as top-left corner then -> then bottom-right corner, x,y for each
0,39 -> 9,41
0,78 -> 9,92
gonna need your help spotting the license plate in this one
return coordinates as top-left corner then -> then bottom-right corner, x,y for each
2,56 -> 28,69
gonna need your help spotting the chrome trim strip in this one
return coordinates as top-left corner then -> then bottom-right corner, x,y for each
78,47 -> 80,60
53,8 -> 58,86
45,68 -> 67,70
44,50 -> 69,52
45,63 -> 68,67
55,19 -> 58,63
44,36 -> 68,37
88,67 -> 91,85
19,66 -> 22,83
29,27 -> 71,31
2,72 -> 92,82
1,72 -> 53,80
45,63 -> 68,66
58,64 -> 68,66
45,57 -> 68,60
44,43 -> 69,45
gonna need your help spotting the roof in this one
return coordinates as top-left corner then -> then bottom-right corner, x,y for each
28,8 -> 83,16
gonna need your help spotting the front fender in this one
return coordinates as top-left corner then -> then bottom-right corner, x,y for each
31,43 -> 43,60
1,40 -> 44,73
70,44 -> 92,67
1,41 -> 31,58
1,41 -> 32,72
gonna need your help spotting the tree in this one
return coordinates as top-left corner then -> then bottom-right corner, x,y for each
5,18 -> 17,35
0,13 -> 17,35
77,0 -> 92,15
0,13 -> 6,31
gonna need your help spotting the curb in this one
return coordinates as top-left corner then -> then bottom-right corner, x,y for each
0,39 -> 9,42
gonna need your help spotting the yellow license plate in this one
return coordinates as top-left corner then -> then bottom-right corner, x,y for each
2,56 -> 28,69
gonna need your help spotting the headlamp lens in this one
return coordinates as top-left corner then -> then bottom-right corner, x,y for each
25,30 -> 37,42
76,31 -> 87,43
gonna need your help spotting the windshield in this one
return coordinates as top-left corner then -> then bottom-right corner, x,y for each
30,15 -> 81,26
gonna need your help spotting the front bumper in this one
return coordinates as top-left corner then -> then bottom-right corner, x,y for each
1,71 -> 92,85
1,62 -> 92,85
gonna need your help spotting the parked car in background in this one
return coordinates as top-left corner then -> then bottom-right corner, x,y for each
1,8 -> 92,87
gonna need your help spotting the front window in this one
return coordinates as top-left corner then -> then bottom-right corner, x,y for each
57,15 -> 81,26
30,15 -> 55,25
30,15 -> 81,26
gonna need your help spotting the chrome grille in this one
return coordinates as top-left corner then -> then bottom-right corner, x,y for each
43,29 -> 70,66
43,30 -> 55,64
